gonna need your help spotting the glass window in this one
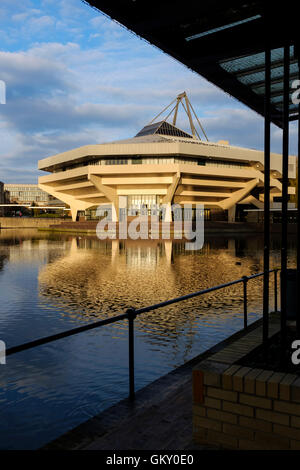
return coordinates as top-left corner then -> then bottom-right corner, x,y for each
132,157 -> 142,164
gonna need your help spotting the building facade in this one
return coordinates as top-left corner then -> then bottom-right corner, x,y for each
4,183 -> 62,207
38,114 -> 296,223
0,182 -> 5,216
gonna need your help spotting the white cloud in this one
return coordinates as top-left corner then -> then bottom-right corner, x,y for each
12,9 -> 42,22
0,49 -> 76,100
28,15 -> 55,30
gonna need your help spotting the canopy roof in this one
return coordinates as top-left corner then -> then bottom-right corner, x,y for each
84,0 -> 299,128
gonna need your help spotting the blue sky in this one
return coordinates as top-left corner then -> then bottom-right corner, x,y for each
0,0 -> 297,183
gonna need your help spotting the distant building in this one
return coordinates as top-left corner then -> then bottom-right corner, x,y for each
4,183 -> 63,207
0,182 -> 4,216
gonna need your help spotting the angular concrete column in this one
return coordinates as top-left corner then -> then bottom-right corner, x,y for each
89,174 -> 119,222
70,207 -> 78,222
162,172 -> 181,222
163,203 -> 173,222
228,205 -> 236,222
219,178 -> 259,212
38,183 -> 91,220
111,204 -> 118,222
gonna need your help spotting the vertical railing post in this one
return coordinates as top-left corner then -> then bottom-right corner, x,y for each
127,307 -> 136,400
274,269 -> 278,313
242,276 -> 248,329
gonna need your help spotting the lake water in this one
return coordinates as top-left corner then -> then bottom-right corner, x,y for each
0,228 -> 296,449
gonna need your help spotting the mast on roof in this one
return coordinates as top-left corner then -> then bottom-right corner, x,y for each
148,91 -> 209,141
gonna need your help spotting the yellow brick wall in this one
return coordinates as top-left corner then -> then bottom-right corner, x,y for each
193,362 -> 300,450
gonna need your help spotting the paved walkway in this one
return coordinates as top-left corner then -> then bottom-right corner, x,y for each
43,318 -> 266,451
43,357 -> 209,450
84,374 -> 198,450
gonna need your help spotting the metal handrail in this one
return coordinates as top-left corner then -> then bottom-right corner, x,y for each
6,268 -> 279,400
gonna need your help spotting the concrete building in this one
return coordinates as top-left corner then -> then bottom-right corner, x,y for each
0,182 -> 5,216
38,93 -> 296,222
4,183 -> 62,207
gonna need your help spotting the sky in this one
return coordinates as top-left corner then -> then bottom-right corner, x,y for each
0,0 -> 298,183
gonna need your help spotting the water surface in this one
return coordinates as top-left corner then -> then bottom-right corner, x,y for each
0,229 -> 296,449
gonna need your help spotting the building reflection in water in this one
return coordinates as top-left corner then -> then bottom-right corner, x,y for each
0,252 -> 8,273
37,234 -> 296,362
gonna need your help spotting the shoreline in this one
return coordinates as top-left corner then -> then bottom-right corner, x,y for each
40,221 -> 296,236
0,218 -> 297,235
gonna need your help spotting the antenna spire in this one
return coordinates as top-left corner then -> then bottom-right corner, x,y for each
148,91 -> 208,141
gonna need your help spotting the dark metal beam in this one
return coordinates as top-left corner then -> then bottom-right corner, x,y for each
235,58 -> 297,79
187,65 -> 284,129
250,72 -> 299,90
280,44 -> 290,362
263,45 -> 271,354
297,48 -> 300,337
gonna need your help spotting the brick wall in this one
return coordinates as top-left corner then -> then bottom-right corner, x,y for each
193,360 -> 300,449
